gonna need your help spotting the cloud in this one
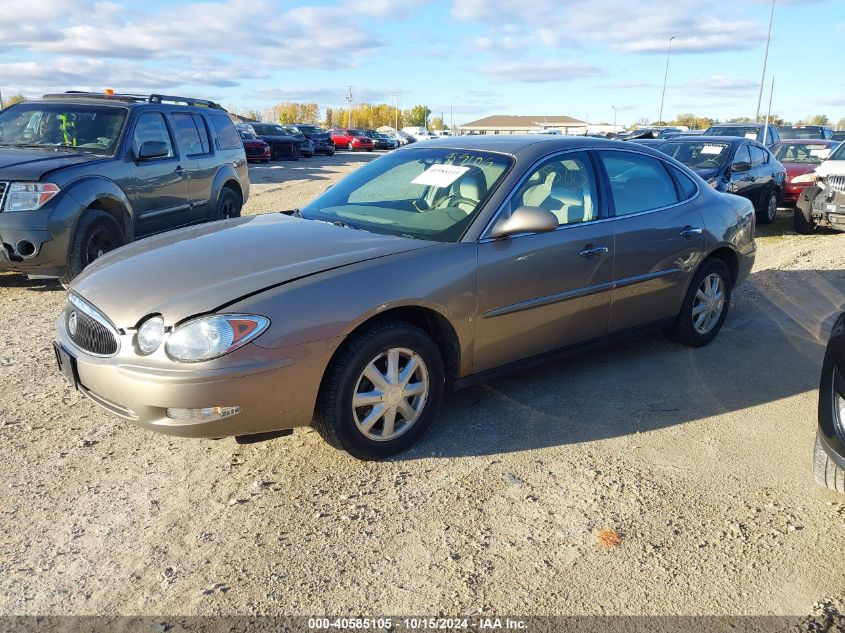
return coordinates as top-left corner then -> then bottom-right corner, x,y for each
477,60 -> 605,83
684,75 -> 759,96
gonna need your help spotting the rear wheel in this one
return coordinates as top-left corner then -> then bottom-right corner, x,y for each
795,185 -> 820,235
757,188 -> 778,224
313,319 -> 444,460
61,208 -> 124,285
215,187 -> 242,221
814,435 -> 845,493
669,258 -> 732,347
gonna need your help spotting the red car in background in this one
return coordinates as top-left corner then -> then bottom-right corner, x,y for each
771,139 -> 839,205
238,129 -> 271,163
329,128 -> 374,152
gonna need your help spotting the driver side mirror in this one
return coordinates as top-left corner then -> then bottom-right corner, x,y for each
136,140 -> 169,161
730,161 -> 751,173
489,206 -> 558,239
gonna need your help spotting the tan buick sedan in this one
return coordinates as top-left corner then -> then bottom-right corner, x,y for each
55,136 -> 756,459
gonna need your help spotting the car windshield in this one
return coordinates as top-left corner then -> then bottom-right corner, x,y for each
349,129 -> 366,137
297,125 -> 322,134
706,126 -> 760,139
253,124 -> 288,136
238,130 -> 257,140
773,142 -> 834,164
300,148 -> 512,242
777,127 -> 824,139
661,141 -> 731,168
830,142 -> 845,161
0,103 -> 127,155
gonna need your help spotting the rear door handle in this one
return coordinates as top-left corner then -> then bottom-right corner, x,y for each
680,226 -> 703,238
579,245 -> 609,258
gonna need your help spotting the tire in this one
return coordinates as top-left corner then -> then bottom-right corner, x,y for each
347,142 -> 354,151
60,208 -> 124,285
757,187 -> 778,224
290,145 -> 300,161
215,187 -> 242,221
814,434 -> 845,493
669,258 -> 732,347
328,149 -> 336,156
795,185 -> 820,235
313,318 -> 445,460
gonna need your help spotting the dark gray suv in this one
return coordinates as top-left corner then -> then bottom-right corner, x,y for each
0,92 -> 249,284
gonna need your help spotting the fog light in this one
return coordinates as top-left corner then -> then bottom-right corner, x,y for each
166,406 -> 242,423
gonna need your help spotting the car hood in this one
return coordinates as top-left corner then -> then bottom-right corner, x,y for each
70,214 -> 433,328
783,162 -> 818,180
0,147 -> 104,180
256,134 -> 297,142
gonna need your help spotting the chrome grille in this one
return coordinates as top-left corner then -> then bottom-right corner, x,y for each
65,295 -> 119,357
828,175 -> 845,194
0,182 -> 7,211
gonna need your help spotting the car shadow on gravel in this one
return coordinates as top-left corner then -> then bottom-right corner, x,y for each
248,152 -> 384,185
0,272 -> 62,292
401,266 -> 845,459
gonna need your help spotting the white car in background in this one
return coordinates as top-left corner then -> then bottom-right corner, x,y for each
402,127 -> 436,141
431,130 -> 453,138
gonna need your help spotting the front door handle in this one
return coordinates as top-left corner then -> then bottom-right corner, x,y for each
680,226 -> 703,239
579,244 -> 609,258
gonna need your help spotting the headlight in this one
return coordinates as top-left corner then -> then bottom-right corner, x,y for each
791,172 -> 817,184
137,316 -> 165,354
165,314 -> 269,363
4,182 -> 60,212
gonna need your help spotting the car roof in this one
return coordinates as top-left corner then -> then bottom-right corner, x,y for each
775,138 -> 837,144
708,123 -> 766,129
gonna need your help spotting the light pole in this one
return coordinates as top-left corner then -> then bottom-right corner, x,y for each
755,0 -> 776,122
658,36 -> 675,126
612,105 -> 617,132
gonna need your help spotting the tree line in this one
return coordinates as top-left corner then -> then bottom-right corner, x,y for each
646,113 -> 845,130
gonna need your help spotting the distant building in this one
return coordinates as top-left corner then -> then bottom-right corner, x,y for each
457,115 -> 587,136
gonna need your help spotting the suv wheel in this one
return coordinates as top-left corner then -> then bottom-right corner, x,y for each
61,208 -> 124,285
313,318 -> 444,460
215,187 -> 242,221
795,185 -> 820,235
669,258 -> 732,347
757,188 -> 778,224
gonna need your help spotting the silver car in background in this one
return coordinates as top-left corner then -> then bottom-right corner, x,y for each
54,136 -> 755,460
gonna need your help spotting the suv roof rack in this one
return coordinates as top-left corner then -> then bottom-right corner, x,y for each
41,91 -> 225,110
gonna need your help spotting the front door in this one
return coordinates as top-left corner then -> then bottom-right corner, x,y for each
727,143 -> 757,206
128,111 -> 191,237
596,149 -> 707,332
474,151 -> 613,372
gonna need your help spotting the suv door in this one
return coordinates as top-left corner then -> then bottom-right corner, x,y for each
128,111 -> 191,236
474,151 -> 613,372
170,112 -> 215,223
596,149 -> 706,332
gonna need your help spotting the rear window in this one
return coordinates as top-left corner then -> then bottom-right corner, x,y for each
172,113 -> 208,155
209,114 -> 241,150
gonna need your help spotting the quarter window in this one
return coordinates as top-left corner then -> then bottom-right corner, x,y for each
749,145 -> 767,167
600,152 -> 678,215
510,151 -> 598,225
670,166 -> 698,200
209,114 -> 242,150
131,113 -> 174,158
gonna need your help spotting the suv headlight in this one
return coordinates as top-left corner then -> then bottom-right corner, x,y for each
165,314 -> 269,363
4,182 -> 61,212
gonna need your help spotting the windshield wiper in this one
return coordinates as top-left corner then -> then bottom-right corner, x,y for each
332,220 -> 363,231
279,208 -> 302,217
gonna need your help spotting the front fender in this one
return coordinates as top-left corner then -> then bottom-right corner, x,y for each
63,176 -> 133,240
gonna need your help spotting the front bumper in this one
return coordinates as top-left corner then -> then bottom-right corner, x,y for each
782,182 -> 811,205
811,189 -> 845,231
0,196 -> 75,276
55,313 -> 340,439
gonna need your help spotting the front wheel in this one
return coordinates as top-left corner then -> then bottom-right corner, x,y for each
61,208 -> 125,285
669,258 -> 732,347
757,188 -> 778,224
313,319 -> 444,460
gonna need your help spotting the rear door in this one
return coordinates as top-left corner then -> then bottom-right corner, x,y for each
170,112 -> 216,222
127,111 -> 191,237
474,150 -> 614,372
596,149 -> 707,332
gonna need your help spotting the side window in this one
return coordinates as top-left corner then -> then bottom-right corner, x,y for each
209,114 -> 242,150
192,114 -> 211,153
733,144 -> 752,167
750,145 -> 767,167
131,112 -> 174,158
600,151 -> 678,215
670,166 -> 698,200
510,151 -> 599,225
172,113 -> 204,155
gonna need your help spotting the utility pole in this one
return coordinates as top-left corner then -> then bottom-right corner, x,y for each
450,104 -> 454,132
612,105 -> 617,132
346,85 -> 353,128
755,0 -> 776,122
658,36 -> 675,126
763,76 -> 775,145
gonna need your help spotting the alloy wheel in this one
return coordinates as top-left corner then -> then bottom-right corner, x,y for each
352,347 -> 429,441
692,273 -> 725,335
767,192 -> 777,222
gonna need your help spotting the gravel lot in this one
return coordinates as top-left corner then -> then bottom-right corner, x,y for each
1,151 -> 844,619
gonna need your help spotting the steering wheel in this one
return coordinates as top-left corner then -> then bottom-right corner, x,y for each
437,195 -> 477,209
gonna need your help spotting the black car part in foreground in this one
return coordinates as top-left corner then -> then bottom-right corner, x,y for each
815,312 -> 845,493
